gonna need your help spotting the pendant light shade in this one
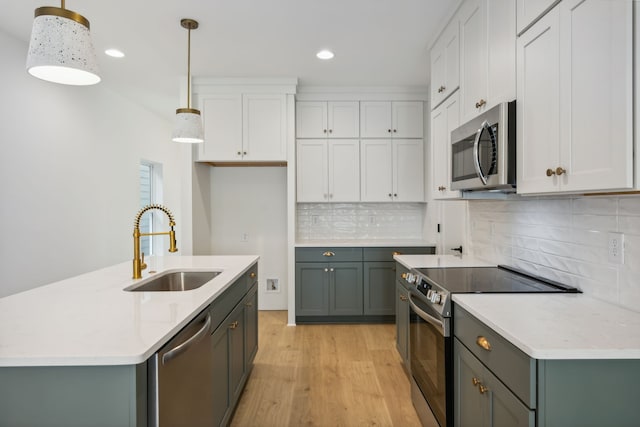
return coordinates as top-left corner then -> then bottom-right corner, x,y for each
172,18 -> 203,143
26,4 -> 100,86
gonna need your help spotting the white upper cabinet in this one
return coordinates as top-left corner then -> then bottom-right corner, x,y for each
360,139 -> 424,202
360,101 -> 424,138
296,101 -> 359,138
431,91 -> 461,199
199,94 -> 243,162
459,0 -> 515,124
517,0 -> 633,194
198,93 -> 286,162
516,0 -> 560,35
243,94 -> 287,161
430,20 -> 460,110
296,139 -> 360,203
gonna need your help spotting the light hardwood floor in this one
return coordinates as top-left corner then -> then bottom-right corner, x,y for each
230,311 -> 422,427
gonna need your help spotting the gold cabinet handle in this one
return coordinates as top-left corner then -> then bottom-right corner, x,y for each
322,251 -> 335,257
229,321 -> 239,330
400,295 -> 408,302
556,167 -> 566,176
476,336 -> 492,351
472,377 -> 480,386
479,384 -> 489,394
250,272 -> 256,278
475,99 -> 486,108
245,302 -> 253,307
546,168 -> 556,177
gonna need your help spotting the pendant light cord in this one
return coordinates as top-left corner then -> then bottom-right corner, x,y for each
187,26 -> 191,109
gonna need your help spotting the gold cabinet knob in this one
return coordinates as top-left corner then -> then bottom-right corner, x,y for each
546,168 -> 555,176
476,336 -> 492,351
393,251 -> 401,256
475,99 -> 486,108
438,85 -> 446,93
323,129 -> 327,133
237,151 -> 242,156
479,385 -> 489,394
388,129 -> 392,133
399,295 -> 408,301
229,321 -> 239,329
556,167 -> 566,176
401,272 -> 408,279
472,377 -> 480,386
322,251 -> 335,257
250,272 -> 256,278
245,302 -> 253,307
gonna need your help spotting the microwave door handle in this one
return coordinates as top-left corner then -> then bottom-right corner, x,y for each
472,121 -> 490,185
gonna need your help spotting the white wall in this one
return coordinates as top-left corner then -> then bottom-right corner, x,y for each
0,30 -> 185,297
468,196 -> 640,313
208,167 -> 288,310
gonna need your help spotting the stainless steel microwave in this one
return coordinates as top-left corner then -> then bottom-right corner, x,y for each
450,101 -> 516,191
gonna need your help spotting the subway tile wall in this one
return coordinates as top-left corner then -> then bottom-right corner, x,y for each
297,203 -> 425,240
468,196 -> 640,312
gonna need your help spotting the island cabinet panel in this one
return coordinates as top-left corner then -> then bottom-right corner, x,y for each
0,364 -> 147,427
454,304 -> 640,427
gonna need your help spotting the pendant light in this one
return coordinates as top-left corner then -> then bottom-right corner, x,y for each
172,18 -> 204,144
26,0 -> 100,85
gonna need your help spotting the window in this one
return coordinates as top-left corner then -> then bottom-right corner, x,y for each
139,161 -> 164,256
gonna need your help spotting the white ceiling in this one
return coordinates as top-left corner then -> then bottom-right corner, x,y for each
1,0 -> 459,120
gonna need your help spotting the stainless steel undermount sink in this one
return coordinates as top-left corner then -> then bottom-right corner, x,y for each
125,271 -> 221,292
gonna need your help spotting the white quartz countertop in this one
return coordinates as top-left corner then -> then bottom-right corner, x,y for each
453,294 -> 640,360
394,254 -> 496,269
295,240 -> 436,248
0,255 -> 258,367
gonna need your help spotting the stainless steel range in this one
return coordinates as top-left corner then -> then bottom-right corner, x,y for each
403,265 -> 580,427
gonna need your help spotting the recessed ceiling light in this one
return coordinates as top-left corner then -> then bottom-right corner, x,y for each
105,48 -> 125,58
316,49 -> 335,60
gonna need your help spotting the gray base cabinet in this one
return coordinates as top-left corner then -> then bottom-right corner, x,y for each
295,246 -> 434,323
395,262 -> 411,370
454,305 -> 640,427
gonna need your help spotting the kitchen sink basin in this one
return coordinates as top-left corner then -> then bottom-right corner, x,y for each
126,271 -> 221,292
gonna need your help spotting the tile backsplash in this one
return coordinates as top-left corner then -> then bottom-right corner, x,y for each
297,203 -> 425,240
468,196 -> 640,312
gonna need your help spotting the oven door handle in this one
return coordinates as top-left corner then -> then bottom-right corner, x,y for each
409,295 -> 446,337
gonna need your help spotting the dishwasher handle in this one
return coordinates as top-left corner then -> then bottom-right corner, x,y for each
162,313 -> 211,365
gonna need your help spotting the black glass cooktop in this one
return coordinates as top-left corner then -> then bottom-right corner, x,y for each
415,266 -> 580,294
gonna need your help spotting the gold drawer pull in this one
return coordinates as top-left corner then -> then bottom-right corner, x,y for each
322,251 -> 335,257
476,336 -> 492,351
250,272 -> 256,278
400,295 -> 408,302
393,251 -> 401,256
401,273 -> 408,279
546,168 -> 555,176
229,321 -> 239,330
479,384 -> 489,394
472,377 -> 480,386
555,167 -> 566,176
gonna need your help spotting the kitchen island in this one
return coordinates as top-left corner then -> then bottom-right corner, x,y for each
0,255 -> 259,426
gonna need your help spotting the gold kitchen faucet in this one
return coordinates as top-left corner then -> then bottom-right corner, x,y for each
132,204 -> 178,279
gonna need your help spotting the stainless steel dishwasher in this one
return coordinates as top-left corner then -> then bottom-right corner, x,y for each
148,309 -> 213,427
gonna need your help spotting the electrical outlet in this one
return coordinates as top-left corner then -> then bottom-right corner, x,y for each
608,232 -> 624,265
266,278 -> 280,292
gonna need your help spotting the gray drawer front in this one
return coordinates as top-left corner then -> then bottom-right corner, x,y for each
396,262 -> 411,288
296,247 -> 363,262
454,306 -> 536,408
210,279 -> 246,331
364,246 -> 435,262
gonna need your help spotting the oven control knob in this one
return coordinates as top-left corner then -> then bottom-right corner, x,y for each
430,292 -> 442,304
406,273 -> 414,284
426,289 -> 433,299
